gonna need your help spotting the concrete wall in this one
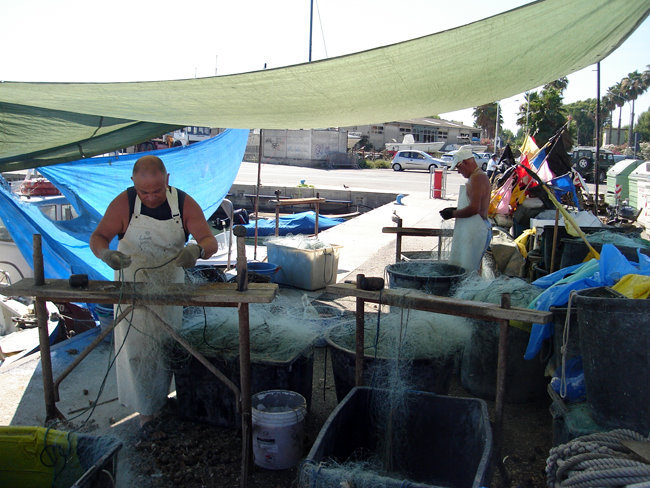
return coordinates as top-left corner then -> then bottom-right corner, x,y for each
226,183 -> 399,213
259,129 -> 350,167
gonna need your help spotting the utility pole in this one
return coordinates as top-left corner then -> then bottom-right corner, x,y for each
594,61 -> 601,216
309,0 -> 314,62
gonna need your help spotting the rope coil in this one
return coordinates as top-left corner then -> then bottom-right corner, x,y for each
547,429 -> 650,487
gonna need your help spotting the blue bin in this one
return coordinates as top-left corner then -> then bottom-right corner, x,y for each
247,261 -> 280,276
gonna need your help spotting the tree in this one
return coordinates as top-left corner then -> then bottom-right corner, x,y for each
636,109 -> 650,143
565,99 -> 610,146
543,77 -> 569,93
472,102 -> 501,139
516,87 -> 567,146
621,70 -> 648,145
607,81 -> 626,145
601,93 -> 616,145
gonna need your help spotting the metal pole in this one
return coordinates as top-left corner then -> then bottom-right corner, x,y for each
234,225 -> 251,488
254,129 -> 263,260
594,61 -> 601,214
355,296 -> 365,387
494,103 -> 500,154
315,192 -> 320,236
33,234 -> 64,421
308,0 -> 314,62
494,293 -> 511,470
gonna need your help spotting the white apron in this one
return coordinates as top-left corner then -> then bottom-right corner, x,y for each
114,187 -> 185,415
449,185 -> 492,272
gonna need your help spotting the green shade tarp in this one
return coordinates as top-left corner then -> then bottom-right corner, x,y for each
1,0 -> 649,171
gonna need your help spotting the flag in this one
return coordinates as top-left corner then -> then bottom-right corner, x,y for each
545,130 -> 572,176
498,144 -> 515,168
537,159 -> 555,182
520,135 -> 539,161
550,173 -> 581,208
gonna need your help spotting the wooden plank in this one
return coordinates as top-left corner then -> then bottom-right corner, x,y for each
3,279 -> 278,306
326,283 -> 552,324
274,197 -> 326,206
382,227 -> 454,237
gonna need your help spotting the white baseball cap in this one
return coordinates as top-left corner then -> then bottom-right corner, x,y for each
450,148 -> 475,170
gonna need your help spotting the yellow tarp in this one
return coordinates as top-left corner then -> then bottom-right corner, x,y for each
1,0 -> 649,170
612,274 -> 650,299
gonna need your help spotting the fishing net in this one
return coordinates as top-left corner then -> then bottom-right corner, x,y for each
451,273 -> 543,307
265,234 -> 333,250
586,230 -> 650,249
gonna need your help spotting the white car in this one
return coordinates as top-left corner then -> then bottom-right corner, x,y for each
441,150 -> 490,171
391,150 -> 448,172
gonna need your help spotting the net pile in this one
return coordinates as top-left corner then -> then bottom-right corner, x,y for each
586,230 -> 650,249
179,294 -> 324,362
265,234 -> 333,250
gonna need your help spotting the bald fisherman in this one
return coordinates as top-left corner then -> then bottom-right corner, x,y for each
90,155 -> 218,430
439,148 -> 492,272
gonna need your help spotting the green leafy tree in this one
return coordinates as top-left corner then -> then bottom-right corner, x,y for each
499,128 -> 516,147
543,77 -> 569,93
472,102 -> 501,139
636,109 -> 650,143
517,87 -> 567,146
565,99 -> 609,146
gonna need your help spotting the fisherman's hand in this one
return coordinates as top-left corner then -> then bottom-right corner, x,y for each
99,249 -> 132,270
439,207 -> 456,220
175,244 -> 202,268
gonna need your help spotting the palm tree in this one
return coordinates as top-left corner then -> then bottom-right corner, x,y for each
601,93 -> 616,145
621,71 -> 647,146
608,82 -> 626,145
544,77 -> 569,93
472,103 -> 501,140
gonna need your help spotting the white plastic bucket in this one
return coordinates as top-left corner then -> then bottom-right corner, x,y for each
94,305 -> 114,343
251,389 -> 307,470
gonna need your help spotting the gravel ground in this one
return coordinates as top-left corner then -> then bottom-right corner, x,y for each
114,238 -> 553,488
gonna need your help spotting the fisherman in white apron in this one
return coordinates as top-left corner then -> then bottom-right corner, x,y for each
90,155 -> 218,431
440,148 -> 492,272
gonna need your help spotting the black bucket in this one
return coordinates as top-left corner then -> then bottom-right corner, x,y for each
460,320 -> 547,403
326,324 -> 455,403
559,237 -> 650,269
299,387 -> 492,488
385,261 -> 467,296
575,287 -> 650,433
172,346 -> 313,428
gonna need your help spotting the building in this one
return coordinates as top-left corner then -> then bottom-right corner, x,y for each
343,118 -> 482,152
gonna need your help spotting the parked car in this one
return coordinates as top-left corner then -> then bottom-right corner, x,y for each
571,146 -> 616,183
441,150 -> 490,171
390,150 -> 448,172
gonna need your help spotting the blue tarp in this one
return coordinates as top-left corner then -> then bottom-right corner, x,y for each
0,129 -> 249,280
524,244 -> 650,359
243,211 -> 344,237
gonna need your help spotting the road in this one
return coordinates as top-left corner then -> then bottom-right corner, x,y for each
234,161 -> 467,195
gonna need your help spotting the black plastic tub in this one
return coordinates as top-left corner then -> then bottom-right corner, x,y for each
299,387 -> 492,488
385,261 -> 466,296
460,320 -> 547,403
326,325 -> 455,403
575,287 -> 650,433
172,346 -> 313,428
559,237 -> 650,269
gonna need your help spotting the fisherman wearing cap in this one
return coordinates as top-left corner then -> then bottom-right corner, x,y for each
439,148 -> 492,272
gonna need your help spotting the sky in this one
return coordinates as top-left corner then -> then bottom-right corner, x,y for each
1,0 -> 648,133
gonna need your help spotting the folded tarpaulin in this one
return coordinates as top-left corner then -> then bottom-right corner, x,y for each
1,0 -> 648,170
0,129 -> 249,280
524,244 -> 650,359
243,211 -> 344,237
